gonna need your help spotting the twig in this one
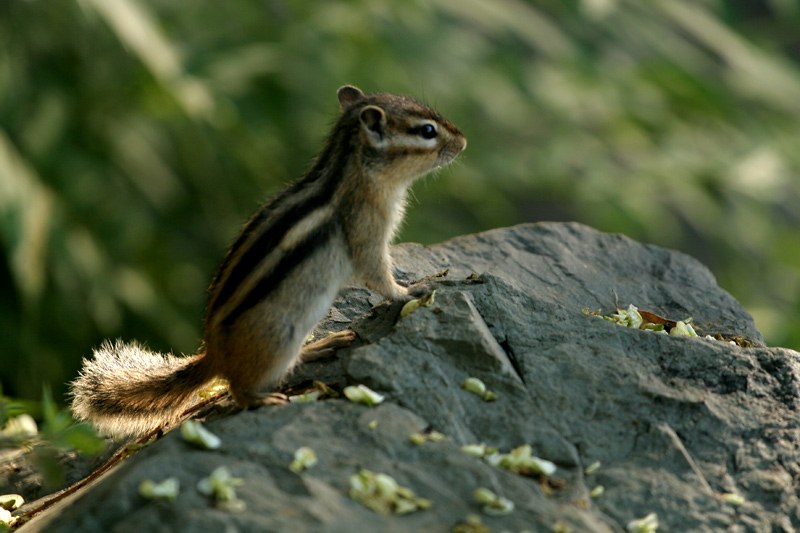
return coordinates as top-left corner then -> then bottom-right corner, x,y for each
14,392 -> 229,527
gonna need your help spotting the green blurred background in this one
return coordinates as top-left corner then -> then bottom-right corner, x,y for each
2,0 -> 800,403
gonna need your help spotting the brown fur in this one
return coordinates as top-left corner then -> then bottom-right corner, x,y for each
69,86 -> 466,437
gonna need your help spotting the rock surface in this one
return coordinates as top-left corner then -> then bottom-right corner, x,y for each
17,223 -> 800,532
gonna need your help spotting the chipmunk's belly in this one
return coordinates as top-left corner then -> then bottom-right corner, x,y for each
268,230 -> 354,346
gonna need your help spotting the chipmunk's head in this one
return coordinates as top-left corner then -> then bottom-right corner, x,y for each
336,85 -> 466,183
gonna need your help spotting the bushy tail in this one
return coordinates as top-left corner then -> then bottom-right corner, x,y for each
69,340 -> 214,438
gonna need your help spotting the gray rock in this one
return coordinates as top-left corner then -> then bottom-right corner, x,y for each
19,223 -> 800,532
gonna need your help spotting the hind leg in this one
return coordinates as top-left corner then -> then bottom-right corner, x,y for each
223,340 -> 299,409
227,360 -> 290,408
299,329 -> 355,363
230,388 -> 288,409
227,330 -> 354,406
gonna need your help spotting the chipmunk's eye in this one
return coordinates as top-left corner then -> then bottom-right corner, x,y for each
415,124 -> 438,139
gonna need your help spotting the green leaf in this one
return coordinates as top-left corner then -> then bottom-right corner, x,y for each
63,424 -> 106,456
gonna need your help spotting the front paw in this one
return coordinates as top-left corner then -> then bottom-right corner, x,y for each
392,285 -> 416,303
405,282 -> 433,299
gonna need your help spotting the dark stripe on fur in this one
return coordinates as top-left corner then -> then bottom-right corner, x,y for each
208,128 -> 353,318
220,215 -> 339,326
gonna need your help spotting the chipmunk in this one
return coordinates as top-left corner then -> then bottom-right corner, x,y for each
69,86 -> 466,437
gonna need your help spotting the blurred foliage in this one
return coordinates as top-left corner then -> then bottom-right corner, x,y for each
1,0 -> 800,402
0,386 -> 105,490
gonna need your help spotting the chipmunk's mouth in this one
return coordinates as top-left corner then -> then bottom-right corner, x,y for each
437,139 -> 467,165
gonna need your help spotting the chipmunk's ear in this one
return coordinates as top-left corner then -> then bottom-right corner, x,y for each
359,105 -> 387,145
337,85 -> 365,109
